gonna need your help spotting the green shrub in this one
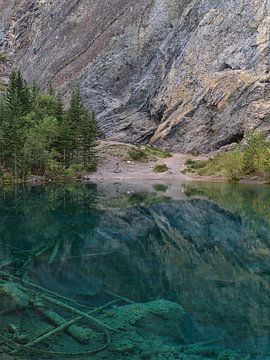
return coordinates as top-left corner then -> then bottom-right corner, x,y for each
128,148 -> 147,161
145,146 -> 172,159
153,164 -> 169,173
184,131 -> 270,182
0,53 -> 6,62
65,163 -> 84,179
1,173 -> 14,185
220,150 -> 244,181
185,158 -> 196,166
153,184 -> 168,192
253,147 -> 270,179
243,131 -> 265,174
126,146 -> 171,162
46,160 -> 65,180
0,80 -> 5,92
185,158 -> 207,172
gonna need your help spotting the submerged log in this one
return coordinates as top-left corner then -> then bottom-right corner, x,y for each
27,299 -> 118,349
0,282 -> 95,345
33,301 -> 92,344
18,285 -> 118,333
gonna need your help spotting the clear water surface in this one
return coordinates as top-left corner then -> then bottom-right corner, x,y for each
0,181 -> 270,359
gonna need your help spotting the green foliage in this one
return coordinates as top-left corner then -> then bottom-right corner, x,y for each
0,53 -> 6,62
0,70 -> 99,182
144,146 -> 172,159
153,184 -> 168,192
184,159 -> 207,172
65,163 -> 84,178
0,80 -> 5,92
23,116 -> 59,175
128,148 -> 147,161
0,173 -> 15,186
127,146 -> 171,162
45,159 -> 66,181
153,164 -> 169,173
185,131 -> 270,182
220,150 -> 244,181
253,147 -> 270,179
242,131 -> 265,174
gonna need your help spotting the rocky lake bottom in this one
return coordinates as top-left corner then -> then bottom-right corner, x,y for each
0,181 -> 270,359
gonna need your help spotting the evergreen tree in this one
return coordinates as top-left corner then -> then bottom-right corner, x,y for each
79,110 -> 99,170
58,87 -> 84,165
0,72 -> 99,180
29,81 -> 41,109
48,82 -> 55,96
5,69 -> 30,116
3,69 -> 31,174
62,86 -> 99,168
0,97 -> 6,167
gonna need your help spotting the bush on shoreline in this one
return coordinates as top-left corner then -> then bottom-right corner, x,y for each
184,132 -> 270,182
153,164 -> 169,173
127,146 -> 172,162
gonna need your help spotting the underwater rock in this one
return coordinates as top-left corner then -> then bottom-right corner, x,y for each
14,334 -> 29,345
105,299 -> 187,339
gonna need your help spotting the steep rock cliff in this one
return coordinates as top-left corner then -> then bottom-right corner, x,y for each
0,0 -> 270,153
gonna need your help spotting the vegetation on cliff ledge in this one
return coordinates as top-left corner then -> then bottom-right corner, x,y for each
0,69 -> 99,183
185,132 -> 270,182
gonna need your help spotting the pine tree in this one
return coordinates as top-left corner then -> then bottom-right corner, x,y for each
5,69 -> 30,116
48,82 -> 55,96
16,70 -> 31,114
0,71 -> 99,179
3,69 -> 30,174
0,97 -> 6,167
62,86 -> 99,168
29,81 -> 41,109
59,87 -> 84,164
79,110 -> 99,170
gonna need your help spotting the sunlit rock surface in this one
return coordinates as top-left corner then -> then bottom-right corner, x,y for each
0,0 -> 270,151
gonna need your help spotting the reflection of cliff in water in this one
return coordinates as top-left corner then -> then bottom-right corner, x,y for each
1,183 -> 270,355
85,199 -> 270,349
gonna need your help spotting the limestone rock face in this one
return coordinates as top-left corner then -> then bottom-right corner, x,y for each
0,0 -> 270,152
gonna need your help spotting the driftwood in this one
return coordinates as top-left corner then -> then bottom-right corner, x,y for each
1,332 -> 111,358
0,280 -> 118,357
33,301 -> 92,344
16,283 -> 117,333
27,299 -> 119,348
0,282 -> 92,344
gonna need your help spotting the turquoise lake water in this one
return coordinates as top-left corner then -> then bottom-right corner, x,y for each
0,181 -> 270,359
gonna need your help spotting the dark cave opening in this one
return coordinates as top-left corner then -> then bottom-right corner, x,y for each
216,131 -> 244,148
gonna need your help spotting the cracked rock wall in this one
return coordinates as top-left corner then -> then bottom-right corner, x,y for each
0,0 -> 270,153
